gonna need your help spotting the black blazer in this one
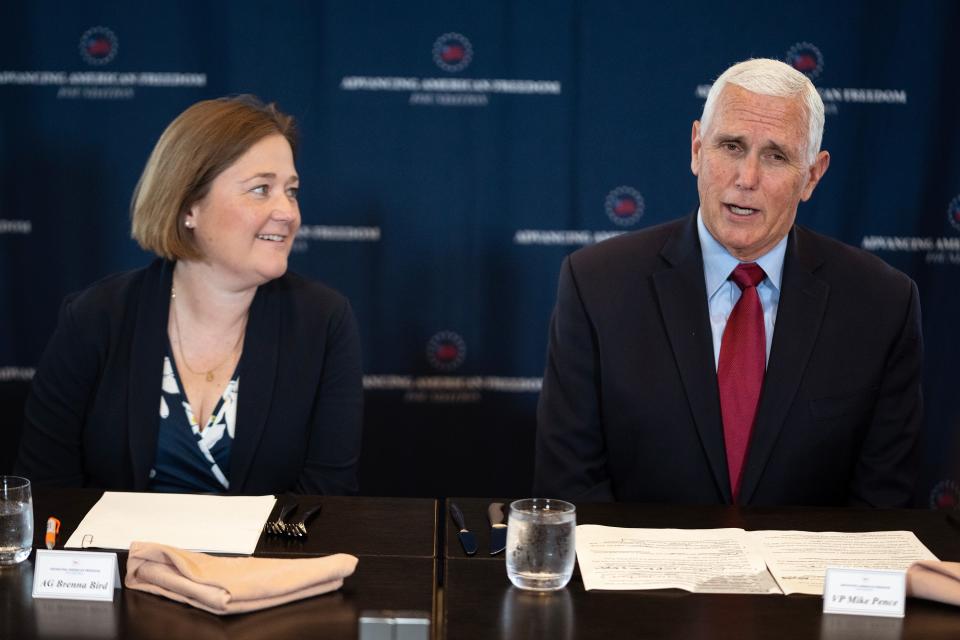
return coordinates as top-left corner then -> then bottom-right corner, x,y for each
16,259 -> 363,495
534,214 -> 923,507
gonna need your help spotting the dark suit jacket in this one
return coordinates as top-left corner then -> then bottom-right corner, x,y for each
534,214 -> 923,507
16,259 -> 363,495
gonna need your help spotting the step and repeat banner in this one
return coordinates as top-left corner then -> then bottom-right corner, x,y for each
1,2 -> 958,502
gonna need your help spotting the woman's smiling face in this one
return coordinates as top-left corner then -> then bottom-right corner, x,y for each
185,134 -> 300,289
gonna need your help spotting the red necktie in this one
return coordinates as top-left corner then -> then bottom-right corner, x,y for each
718,262 -> 766,503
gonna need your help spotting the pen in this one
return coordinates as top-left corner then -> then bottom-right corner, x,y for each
45,517 -> 60,549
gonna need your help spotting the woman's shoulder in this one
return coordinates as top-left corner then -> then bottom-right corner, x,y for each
260,271 -> 358,344
60,259 -> 167,327
268,270 -> 350,312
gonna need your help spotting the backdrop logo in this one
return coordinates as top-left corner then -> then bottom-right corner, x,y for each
785,42 -> 823,80
930,479 -> 960,509
432,33 -> 473,73
947,194 -> 960,234
426,331 -> 467,371
604,186 -> 645,227
79,26 -> 118,66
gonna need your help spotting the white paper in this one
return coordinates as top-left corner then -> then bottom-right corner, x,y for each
750,530 -> 937,595
63,492 -> 276,555
575,525 -> 939,596
32,550 -> 121,601
575,525 -> 780,593
822,568 -> 907,618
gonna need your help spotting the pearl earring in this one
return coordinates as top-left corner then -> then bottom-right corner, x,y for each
185,219 -> 195,229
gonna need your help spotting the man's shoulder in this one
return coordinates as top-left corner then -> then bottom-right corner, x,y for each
568,216 -> 689,276
795,224 -> 914,289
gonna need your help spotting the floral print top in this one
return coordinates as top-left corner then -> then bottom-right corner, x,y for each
148,343 -> 239,493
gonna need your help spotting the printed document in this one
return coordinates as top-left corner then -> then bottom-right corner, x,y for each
753,530 -> 937,595
576,525 -> 937,594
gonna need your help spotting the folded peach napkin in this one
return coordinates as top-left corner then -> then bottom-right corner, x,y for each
907,560 -> 960,607
125,541 -> 358,615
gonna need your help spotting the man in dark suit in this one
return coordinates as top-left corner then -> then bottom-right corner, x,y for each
534,58 -> 922,507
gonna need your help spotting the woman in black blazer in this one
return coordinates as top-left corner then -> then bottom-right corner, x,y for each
16,96 -> 363,495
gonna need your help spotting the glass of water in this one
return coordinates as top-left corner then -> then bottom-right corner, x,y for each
0,476 -> 33,565
506,498 -> 576,591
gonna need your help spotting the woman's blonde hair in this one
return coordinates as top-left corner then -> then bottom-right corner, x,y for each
130,95 -> 297,260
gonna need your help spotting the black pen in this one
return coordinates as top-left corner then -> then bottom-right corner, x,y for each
946,511 -> 960,532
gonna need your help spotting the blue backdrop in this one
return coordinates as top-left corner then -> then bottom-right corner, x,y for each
2,1 -> 958,504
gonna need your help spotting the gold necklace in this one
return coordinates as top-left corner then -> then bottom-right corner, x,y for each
170,286 -> 246,382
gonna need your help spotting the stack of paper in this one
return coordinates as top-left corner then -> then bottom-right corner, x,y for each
64,492 -> 277,555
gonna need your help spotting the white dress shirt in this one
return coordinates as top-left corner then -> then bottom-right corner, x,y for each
696,210 -> 788,369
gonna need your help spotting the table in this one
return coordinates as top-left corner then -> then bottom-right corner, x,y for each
442,498 -> 960,639
29,488 -> 438,559
6,492 -> 960,638
1,489 -> 438,640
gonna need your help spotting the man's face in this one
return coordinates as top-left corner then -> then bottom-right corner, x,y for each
691,84 -> 830,262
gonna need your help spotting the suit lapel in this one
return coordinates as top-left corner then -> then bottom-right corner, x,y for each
652,215 -> 731,503
127,259 -> 172,490
228,282 -> 279,493
739,227 -> 828,503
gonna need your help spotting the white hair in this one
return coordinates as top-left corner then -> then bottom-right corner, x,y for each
699,58 -> 825,165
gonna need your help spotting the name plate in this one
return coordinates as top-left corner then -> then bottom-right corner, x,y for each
32,550 -> 121,602
822,567 -> 906,618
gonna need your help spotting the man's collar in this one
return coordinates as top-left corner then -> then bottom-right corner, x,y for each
696,209 -> 787,296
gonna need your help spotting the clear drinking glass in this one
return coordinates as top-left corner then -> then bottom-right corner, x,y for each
505,498 -> 576,591
0,476 -> 33,565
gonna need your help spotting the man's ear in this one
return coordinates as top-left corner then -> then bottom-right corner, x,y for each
800,150 -> 830,201
690,120 -> 702,176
